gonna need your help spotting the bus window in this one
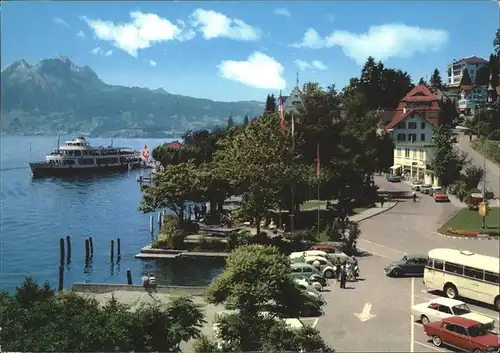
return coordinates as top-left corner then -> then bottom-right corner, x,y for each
464,266 -> 483,280
445,262 -> 463,275
485,272 -> 500,284
434,259 -> 444,270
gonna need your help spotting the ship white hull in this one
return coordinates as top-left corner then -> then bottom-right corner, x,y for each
30,161 -> 143,177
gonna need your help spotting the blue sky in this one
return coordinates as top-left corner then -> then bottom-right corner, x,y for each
2,1 -> 499,102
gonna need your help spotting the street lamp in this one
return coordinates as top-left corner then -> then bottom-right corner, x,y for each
480,107 -> 499,229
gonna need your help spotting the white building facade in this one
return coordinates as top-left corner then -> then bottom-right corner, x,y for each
447,56 -> 488,85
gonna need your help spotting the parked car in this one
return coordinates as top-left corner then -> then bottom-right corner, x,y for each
290,263 -> 327,287
290,250 -> 349,264
309,244 -> 339,253
384,253 -> 428,277
420,185 -> 432,194
423,317 -> 500,351
434,189 -> 450,202
293,278 -> 326,304
429,186 -> 443,196
411,181 -> 424,191
411,297 -> 496,330
295,255 -> 336,278
387,174 -> 401,182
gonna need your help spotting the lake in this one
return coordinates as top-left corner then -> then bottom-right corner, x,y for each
0,135 -> 224,293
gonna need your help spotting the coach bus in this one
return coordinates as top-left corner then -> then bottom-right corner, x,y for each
423,248 -> 500,311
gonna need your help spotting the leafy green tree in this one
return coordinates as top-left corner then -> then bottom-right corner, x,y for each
430,125 -> 468,187
140,161 -> 203,225
418,77 -> 426,85
265,94 -> 277,112
430,68 -> 443,89
227,115 -> 234,128
463,165 -> 484,190
194,311 -> 333,353
206,245 -> 306,317
1,277 -> 205,352
460,68 -> 472,85
214,112 -> 292,233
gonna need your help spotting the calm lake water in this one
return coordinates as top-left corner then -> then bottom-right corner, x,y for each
0,135 -> 225,293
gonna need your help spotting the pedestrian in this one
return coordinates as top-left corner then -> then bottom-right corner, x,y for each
194,204 -> 200,220
335,258 -> 342,279
201,204 -> 207,217
340,265 -> 347,289
380,196 -> 385,208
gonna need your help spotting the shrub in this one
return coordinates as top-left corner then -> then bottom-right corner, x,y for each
156,215 -> 186,249
183,220 -> 200,234
196,236 -> 228,251
449,180 -> 468,201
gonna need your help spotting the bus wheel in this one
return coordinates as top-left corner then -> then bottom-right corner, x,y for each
494,296 -> 500,312
444,284 -> 458,299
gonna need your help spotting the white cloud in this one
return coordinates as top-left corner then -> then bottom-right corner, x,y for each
291,24 -> 449,65
274,8 -> 291,17
91,47 -> 113,57
53,17 -> 69,28
190,9 -> 260,41
149,60 -> 157,67
294,59 -> 328,71
218,51 -> 285,90
76,30 -> 85,39
81,11 -> 194,57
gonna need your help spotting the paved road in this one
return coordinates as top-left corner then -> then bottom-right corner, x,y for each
316,177 -> 499,352
457,133 -> 499,198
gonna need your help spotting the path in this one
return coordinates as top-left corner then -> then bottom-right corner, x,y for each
457,133 -> 499,198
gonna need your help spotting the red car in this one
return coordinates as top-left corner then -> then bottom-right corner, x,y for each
434,189 -> 450,202
424,316 -> 500,352
309,244 -> 338,253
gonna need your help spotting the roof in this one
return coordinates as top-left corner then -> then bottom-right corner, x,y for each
429,297 -> 464,307
443,316 -> 481,328
402,85 -> 439,102
163,140 -> 182,149
451,56 -> 488,66
385,109 -> 437,130
427,248 -> 499,273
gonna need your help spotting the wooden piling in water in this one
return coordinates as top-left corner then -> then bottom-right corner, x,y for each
117,238 -> 121,257
59,238 -> 65,265
66,235 -> 71,264
110,240 -> 114,262
85,239 -> 90,260
126,269 -> 132,285
89,236 -> 94,255
58,264 -> 64,291
149,216 -> 154,234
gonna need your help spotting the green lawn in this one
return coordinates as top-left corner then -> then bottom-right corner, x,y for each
439,207 -> 500,236
300,201 -> 326,210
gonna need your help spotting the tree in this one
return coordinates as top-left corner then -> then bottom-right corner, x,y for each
418,77 -> 426,85
430,68 -> 443,89
430,125 -> 468,187
463,165 -> 484,190
475,65 -> 490,86
438,98 -> 459,127
488,54 -> 499,89
494,29 -> 500,55
265,94 -> 277,112
460,68 -> 472,85
227,115 -> 234,128
1,277 -> 205,352
243,115 -> 249,126
139,161 -> 203,225
206,245 -> 307,317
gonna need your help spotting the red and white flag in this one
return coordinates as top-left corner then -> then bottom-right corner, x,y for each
279,90 -> 286,130
316,144 -> 320,177
141,144 -> 150,160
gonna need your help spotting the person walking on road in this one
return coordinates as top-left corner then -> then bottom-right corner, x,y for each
339,265 -> 347,289
412,191 -> 417,202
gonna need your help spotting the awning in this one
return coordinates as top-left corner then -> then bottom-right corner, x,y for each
390,165 -> 402,170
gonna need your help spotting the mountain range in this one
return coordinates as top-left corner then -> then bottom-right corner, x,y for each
0,55 -> 265,137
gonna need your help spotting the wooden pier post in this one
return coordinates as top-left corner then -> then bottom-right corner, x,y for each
149,216 -> 154,234
117,238 -> 121,257
89,236 -> 94,256
110,240 -> 114,262
85,239 -> 90,260
65,235 -> 71,264
126,269 -> 132,285
58,264 -> 64,291
59,238 -> 65,265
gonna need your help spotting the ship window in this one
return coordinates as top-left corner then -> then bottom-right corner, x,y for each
63,160 -> 75,165
74,150 -> 81,156
80,159 -> 94,165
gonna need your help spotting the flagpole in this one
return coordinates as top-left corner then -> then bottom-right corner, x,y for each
316,143 -> 320,239
290,111 -> 295,235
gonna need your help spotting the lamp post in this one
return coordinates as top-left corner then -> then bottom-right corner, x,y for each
481,108 -> 499,229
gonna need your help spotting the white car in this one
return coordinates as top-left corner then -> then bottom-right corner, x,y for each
411,297 -> 496,330
294,278 -> 324,301
293,255 -> 338,278
290,250 -> 349,264
411,181 -> 423,191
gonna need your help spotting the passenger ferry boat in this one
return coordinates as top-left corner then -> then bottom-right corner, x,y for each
29,136 -> 146,177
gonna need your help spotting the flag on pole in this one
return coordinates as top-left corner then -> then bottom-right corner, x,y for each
279,90 -> 286,130
316,144 -> 320,177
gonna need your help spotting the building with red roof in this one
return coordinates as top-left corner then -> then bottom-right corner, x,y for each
385,84 -> 441,186
447,56 -> 488,85
163,140 -> 183,149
